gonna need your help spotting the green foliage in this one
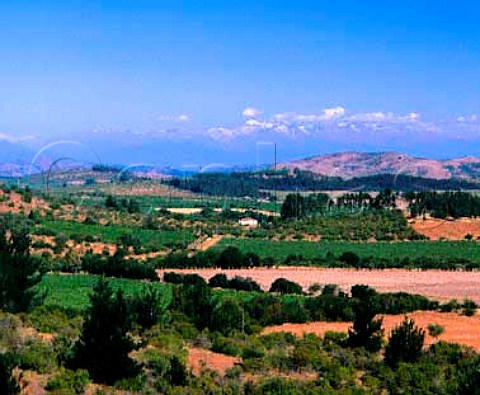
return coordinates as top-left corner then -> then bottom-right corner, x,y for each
208,273 -> 229,288
216,238 -> 480,269
210,298 -> 244,335
46,369 -> 90,394
347,300 -> 383,353
35,273 -> 171,312
406,191 -> 480,219
269,278 -> 304,295
462,299 -> 477,316
72,279 -> 140,384
0,353 -> 20,395
457,355 -> 480,395
227,276 -> 262,292
339,252 -> 361,267
171,280 -> 212,330
17,338 -> 57,373
27,305 -> 82,334
129,284 -> 168,329
281,193 -> 306,220
35,219 -> 194,251
0,217 -> 43,312
385,318 -> 425,368
217,246 -> 245,269
427,323 -> 445,339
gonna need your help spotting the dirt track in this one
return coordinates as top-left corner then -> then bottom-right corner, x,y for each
158,267 -> 480,303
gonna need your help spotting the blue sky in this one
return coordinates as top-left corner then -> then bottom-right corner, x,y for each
1,1 -> 480,164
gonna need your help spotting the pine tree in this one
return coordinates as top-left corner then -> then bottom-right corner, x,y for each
347,299 -> 383,353
385,318 -> 425,368
0,220 -> 43,313
72,279 -> 140,384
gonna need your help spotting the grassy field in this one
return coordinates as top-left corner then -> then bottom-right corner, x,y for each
36,273 -> 172,311
216,237 -> 480,262
36,273 -> 297,312
36,219 -> 195,249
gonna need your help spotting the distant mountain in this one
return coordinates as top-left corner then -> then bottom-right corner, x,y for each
277,152 -> 480,180
0,140 -> 36,177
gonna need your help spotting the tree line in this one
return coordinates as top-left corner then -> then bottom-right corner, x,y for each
165,170 -> 477,198
406,191 -> 480,219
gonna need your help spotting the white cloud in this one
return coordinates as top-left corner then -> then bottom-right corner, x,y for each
207,107 -> 430,141
177,114 -> 191,122
158,114 -> 191,123
242,107 -> 263,118
0,132 -> 36,143
323,106 -> 346,119
457,114 -> 478,123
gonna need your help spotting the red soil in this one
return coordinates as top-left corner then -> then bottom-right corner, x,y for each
263,311 -> 480,351
187,347 -> 241,376
411,217 -> 480,240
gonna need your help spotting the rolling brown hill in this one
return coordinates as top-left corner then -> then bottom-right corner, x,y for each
277,152 -> 480,180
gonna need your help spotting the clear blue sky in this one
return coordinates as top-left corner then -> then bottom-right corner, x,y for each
1,0 -> 480,161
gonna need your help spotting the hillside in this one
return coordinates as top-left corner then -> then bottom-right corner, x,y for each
278,152 -> 480,180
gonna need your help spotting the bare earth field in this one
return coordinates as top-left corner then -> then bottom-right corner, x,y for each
158,267 -> 480,303
411,217 -> 480,240
187,347 -> 240,376
263,311 -> 480,351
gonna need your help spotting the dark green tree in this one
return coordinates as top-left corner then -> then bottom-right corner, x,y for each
0,220 -> 43,313
166,355 -> 187,387
208,273 -> 229,288
216,246 -> 245,269
457,356 -> 480,395
243,252 -> 260,268
210,298 -> 244,335
172,279 -> 213,329
385,318 -> 425,368
281,193 -> 305,220
347,300 -> 383,352
269,278 -> 303,295
105,195 -> 117,209
72,279 -> 140,384
0,353 -> 20,395
131,284 -> 167,329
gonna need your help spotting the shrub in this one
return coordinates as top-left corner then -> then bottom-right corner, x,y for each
217,246 -> 245,269
17,338 -> 57,373
269,278 -> 303,295
339,251 -> 361,267
210,299 -> 244,335
46,369 -> 90,394
209,273 -> 229,288
163,272 -> 184,284
462,299 -> 477,316
228,276 -> 262,292
347,300 -> 383,353
385,318 -> 425,368
427,323 -> 445,340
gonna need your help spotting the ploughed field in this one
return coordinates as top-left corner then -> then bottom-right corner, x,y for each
158,267 -> 480,303
262,311 -> 480,351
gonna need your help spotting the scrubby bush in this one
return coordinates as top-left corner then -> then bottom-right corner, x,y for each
269,278 -> 303,295
208,273 -> 229,288
46,369 -> 90,395
385,318 -> 425,368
